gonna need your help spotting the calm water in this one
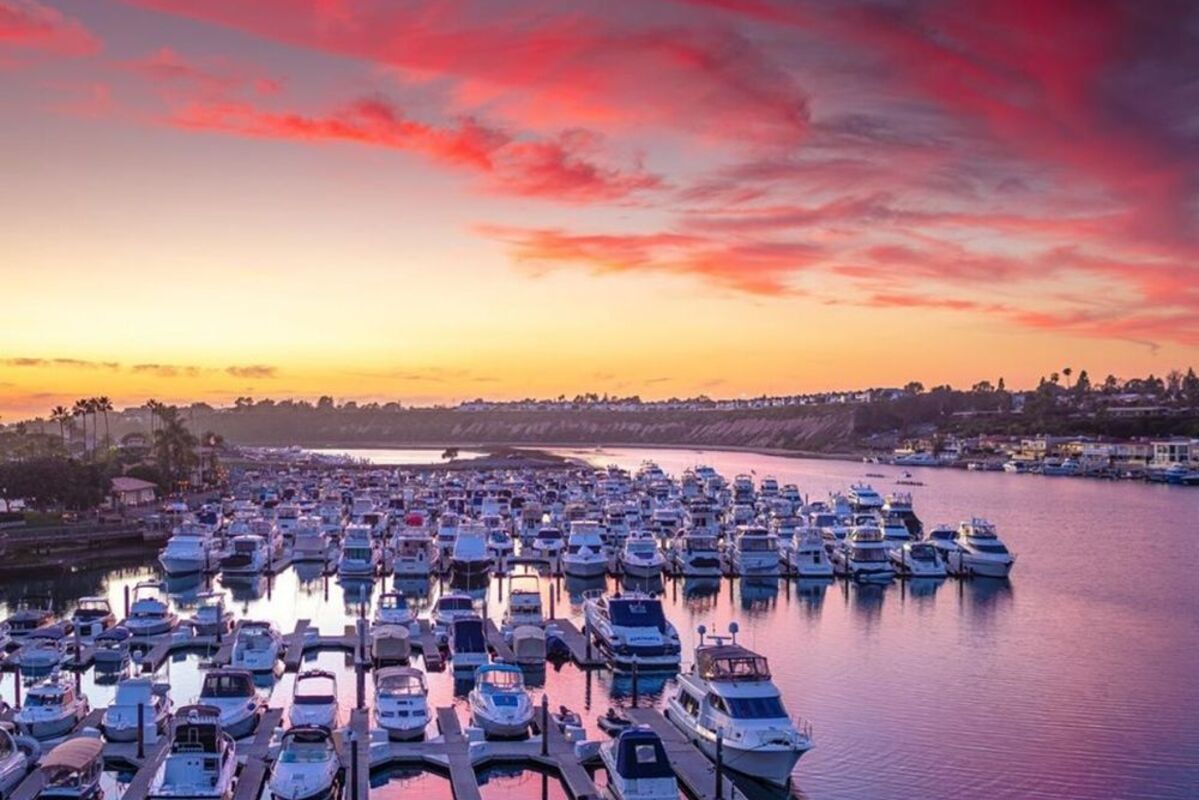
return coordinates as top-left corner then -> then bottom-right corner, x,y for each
2,447 -> 1197,800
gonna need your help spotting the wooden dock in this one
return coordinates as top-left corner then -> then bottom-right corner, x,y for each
347,709 -> 371,800
436,707 -> 481,800
413,619 -> 444,671
545,619 -> 605,668
627,708 -> 737,800
282,618 -> 311,671
482,619 -> 515,663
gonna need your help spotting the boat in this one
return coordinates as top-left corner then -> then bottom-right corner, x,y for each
187,592 -> 234,638
449,617 -> 488,673
878,510 -> 913,545
847,483 -> 884,511
527,527 -> 565,562
0,722 -> 37,798
596,708 -> 633,738
158,524 -> 214,576
785,529 -> 834,578
831,526 -> 895,582
889,541 -> 947,578
620,534 -> 665,579
882,492 -> 923,538
468,664 -> 533,739
288,671 -> 342,730
562,521 -> 608,578
955,519 -> 1016,578
599,726 -> 678,800
230,621 -> 281,673
924,526 -> 964,573
102,676 -> 172,743
665,623 -> 812,787
268,726 -> 340,800
15,677 -> 90,740
392,529 -> 436,577
5,597 -> 54,640
510,626 -> 546,666
671,529 -> 722,578
149,705 -> 237,800
69,598 -> 115,641
449,528 -> 491,582
501,575 -> 544,631
124,582 -> 177,637
337,525 -> 378,579
373,667 -> 429,741
374,593 -> 416,630
15,634 -> 65,672
431,592 -> 475,639
36,737 -> 103,800
485,528 -> 515,561
730,526 -> 780,577
434,515 -> 460,565
292,518 -> 331,563
93,627 -> 132,671
371,625 -> 411,666
583,593 -> 680,671
219,534 -> 269,577
198,669 -> 263,738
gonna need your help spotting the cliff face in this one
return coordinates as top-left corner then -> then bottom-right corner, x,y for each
112,405 -> 858,453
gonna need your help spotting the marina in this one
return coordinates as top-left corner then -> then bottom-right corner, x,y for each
0,447 -> 1196,800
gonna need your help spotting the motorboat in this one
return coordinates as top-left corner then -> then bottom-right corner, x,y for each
434,515 -> 460,565
288,671 -> 342,730
392,529 -> 436,577
882,492 -> 923,538
955,519 -> 1016,577
878,510 -> 913,545
4,596 -> 54,640
93,627 -> 132,671
219,534 -> 269,576
268,726 -> 340,800
149,705 -> 237,800
449,617 -> 488,673
70,598 -> 115,641
230,621 -> 282,673
187,592 -> 234,638
583,593 -> 680,671
510,625 -> 546,666
158,524 -> 214,575
371,625 -> 411,666
450,528 -> 491,582
36,738 -> 103,800
485,528 -> 515,562
14,634 -> 65,672
847,483 -> 884,511
925,526 -> 964,574
785,528 -> 834,578
666,624 -> 812,787
0,722 -> 37,798
124,582 -> 178,637
831,526 -> 895,582
431,592 -> 476,639
198,669 -> 264,738
501,575 -> 544,631
599,726 -> 678,800
374,593 -> 415,630
730,526 -> 780,577
373,667 -> 429,741
102,676 -> 172,743
671,530 -> 722,578
15,677 -> 90,740
620,535 -> 665,579
562,521 -> 608,578
292,518 -> 331,563
527,527 -> 565,562
337,525 -> 378,579
889,541 -> 947,578
468,664 -> 533,739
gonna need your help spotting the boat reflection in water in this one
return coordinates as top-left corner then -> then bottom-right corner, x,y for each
738,578 -> 780,613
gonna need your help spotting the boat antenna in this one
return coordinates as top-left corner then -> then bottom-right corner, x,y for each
728,621 -> 739,644
697,624 -> 706,645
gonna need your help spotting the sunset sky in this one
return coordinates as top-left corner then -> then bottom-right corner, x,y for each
2,0 -> 1197,418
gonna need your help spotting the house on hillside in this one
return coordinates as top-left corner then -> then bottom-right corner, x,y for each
111,476 -> 157,507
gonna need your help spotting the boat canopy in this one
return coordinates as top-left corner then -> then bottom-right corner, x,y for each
42,738 -> 103,771
376,666 -> 426,693
451,618 -> 485,651
695,644 -> 772,682
614,727 -> 673,779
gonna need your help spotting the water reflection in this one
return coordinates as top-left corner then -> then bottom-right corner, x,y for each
739,577 -> 781,612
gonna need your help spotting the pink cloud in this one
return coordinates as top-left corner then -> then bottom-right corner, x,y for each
0,0 -> 100,61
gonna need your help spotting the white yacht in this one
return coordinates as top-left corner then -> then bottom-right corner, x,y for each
468,664 -> 533,739
374,667 -> 429,741
583,593 -> 680,671
730,526 -> 781,576
198,669 -> 264,738
562,521 -> 608,578
666,624 -> 812,787
219,534 -> 269,577
889,541 -> 947,578
230,621 -> 282,673
599,726 -> 678,800
102,676 -> 172,743
291,517 -> 331,563
878,510 -> 912,545
847,483 -> 884,512
158,523 -> 215,575
955,519 -> 1016,577
37,738 -> 104,800
268,726 -> 340,800
671,529 -> 722,578
620,534 -> 665,579
502,575 -> 544,631
14,633 -> 65,672
832,526 -> 895,582
785,528 -> 834,578
527,527 -> 565,562
93,627 -> 132,671
925,526 -> 964,574
124,581 -> 177,637
338,525 -> 378,579
882,492 -> 923,538
5,596 -> 54,640
187,592 -> 234,638
450,528 -> 492,582
15,677 -> 89,740
149,705 -> 237,800
431,592 -> 476,639
70,597 -> 115,641
434,514 -> 460,565
485,528 -> 515,561
374,593 -> 416,630
288,670 -> 342,730
392,529 -> 436,577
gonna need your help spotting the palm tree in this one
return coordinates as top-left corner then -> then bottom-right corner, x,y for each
72,399 -> 89,455
96,396 -> 113,450
50,406 -> 70,445
153,405 -> 198,488
1062,367 -> 1073,390
146,399 -> 161,439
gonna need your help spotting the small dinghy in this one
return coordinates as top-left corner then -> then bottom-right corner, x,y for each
597,708 -> 634,738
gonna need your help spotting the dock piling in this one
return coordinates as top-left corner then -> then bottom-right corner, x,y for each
541,694 -> 549,757
714,729 -> 724,800
137,703 -> 145,759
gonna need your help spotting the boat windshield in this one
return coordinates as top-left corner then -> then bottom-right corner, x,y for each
479,669 -> 524,691
724,695 -> 787,719
279,739 -> 332,763
202,674 -> 252,697
438,597 -> 472,612
850,547 -> 890,562
27,693 -> 64,707
909,544 -> 938,560
608,599 -> 667,631
970,542 -> 1010,554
